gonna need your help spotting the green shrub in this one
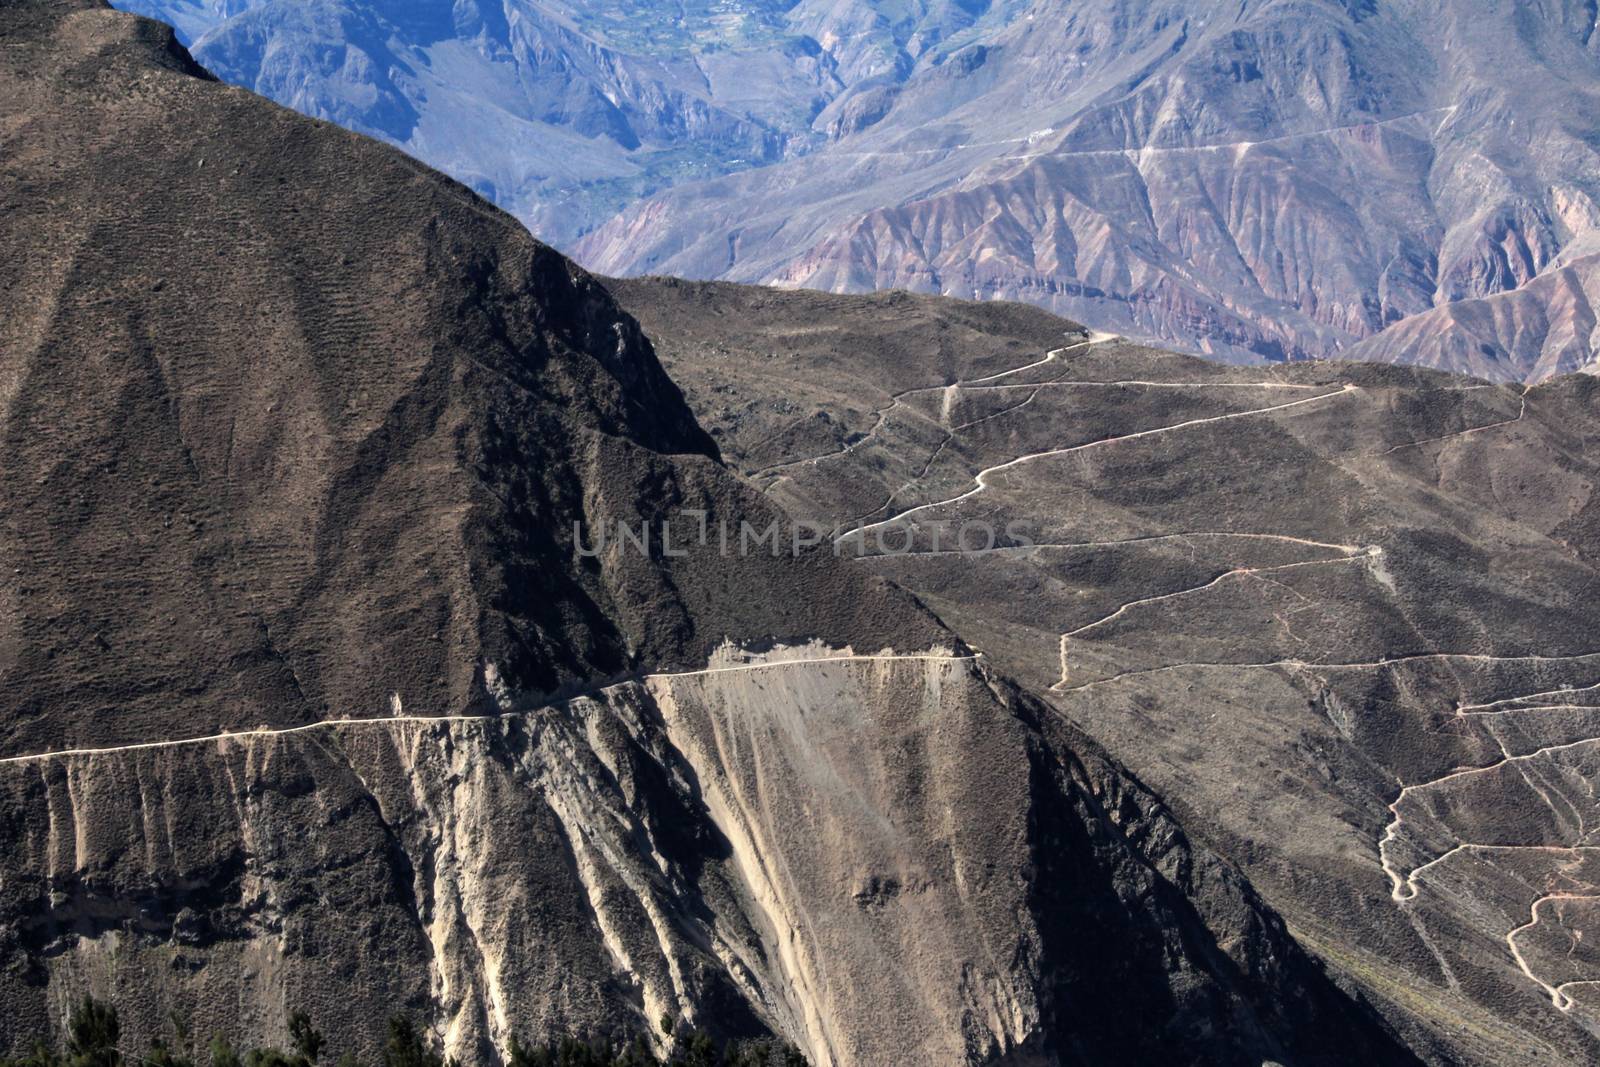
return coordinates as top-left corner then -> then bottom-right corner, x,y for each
66,998 -> 121,1067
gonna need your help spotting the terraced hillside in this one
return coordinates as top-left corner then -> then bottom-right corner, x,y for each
612,277 -> 1600,1065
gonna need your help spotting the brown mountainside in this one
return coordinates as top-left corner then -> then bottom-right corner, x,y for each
0,4 -> 1416,1066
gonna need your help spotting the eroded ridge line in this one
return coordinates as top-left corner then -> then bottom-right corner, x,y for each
841,385 -> 1358,542
0,653 -> 980,767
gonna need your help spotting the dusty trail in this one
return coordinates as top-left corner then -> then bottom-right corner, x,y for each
760,324 -> 1589,1013
1510,893 -> 1600,1011
851,531 -> 1367,561
1383,673 -> 1600,904
0,652 -> 979,767
753,332 -> 1118,481
1048,549 -> 1377,691
766,331 -> 1353,534
1396,844 -> 1600,905
1008,521 -> 1600,1009
951,391 -> 1042,432
960,333 -> 1104,385
1379,386 -> 1531,456
977,378 -> 1329,393
1381,720 -> 1600,1011
930,328 -> 1116,391
1039,544 -> 1600,1011
763,332 -> 1323,489
1458,680 -> 1600,716
1053,651 -> 1600,696
945,376 -> 1328,437
843,384 -> 1358,541
747,397 -> 909,479
1380,733 -> 1600,902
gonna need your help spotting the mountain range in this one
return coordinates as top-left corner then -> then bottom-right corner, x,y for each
13,0 -> 1600,1063
113,0 -> 1600,382
0,3 -> 1419,1063
612,273 -> 1600,1064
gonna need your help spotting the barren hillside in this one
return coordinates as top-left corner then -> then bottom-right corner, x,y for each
615,276 -> 1600,1065
0,4 -> 1414,1065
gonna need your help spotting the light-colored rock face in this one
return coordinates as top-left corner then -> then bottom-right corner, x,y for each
0,640 -> 1418,1064
647,650 -> 1040,1066
0,648 -> 1036,1065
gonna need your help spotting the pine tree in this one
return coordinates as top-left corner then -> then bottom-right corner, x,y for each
378,1019 -> 451,1067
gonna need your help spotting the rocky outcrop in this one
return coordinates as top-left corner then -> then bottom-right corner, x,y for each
0,646 -> 1416,1066
3,650 -> 1030,1064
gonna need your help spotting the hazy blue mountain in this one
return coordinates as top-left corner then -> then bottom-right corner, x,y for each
580,0 -> 1600,379
115,0 -> 1600,380
113,0 -> 846,245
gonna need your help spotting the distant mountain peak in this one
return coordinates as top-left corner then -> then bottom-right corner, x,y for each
115,0 -> 1600,381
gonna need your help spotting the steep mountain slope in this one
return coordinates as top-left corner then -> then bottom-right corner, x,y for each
585,0 -> 1600,380
0,3 -> 1417,1065
613,277 -> 1600,1065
